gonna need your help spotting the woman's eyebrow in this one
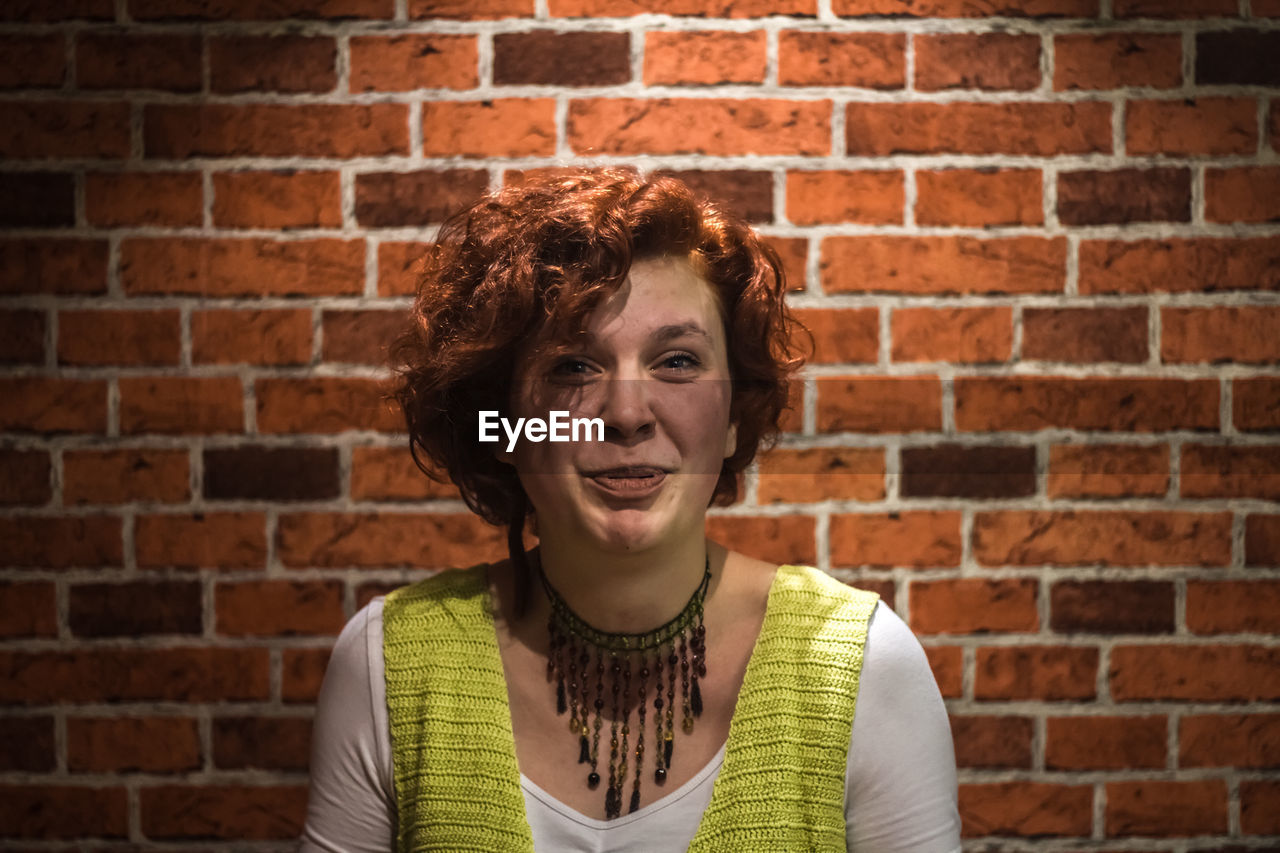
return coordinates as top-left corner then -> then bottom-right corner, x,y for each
651,322 -> 712,344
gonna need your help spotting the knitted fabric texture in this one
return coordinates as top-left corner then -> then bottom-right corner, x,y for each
382,563 -> 877,852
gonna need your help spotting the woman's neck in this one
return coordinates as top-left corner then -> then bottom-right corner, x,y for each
528,536 -> 723,635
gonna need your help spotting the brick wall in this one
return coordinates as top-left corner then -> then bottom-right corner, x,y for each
1,0 -> 1278,847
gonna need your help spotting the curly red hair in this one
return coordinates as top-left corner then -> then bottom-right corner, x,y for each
390,168 -> 809,613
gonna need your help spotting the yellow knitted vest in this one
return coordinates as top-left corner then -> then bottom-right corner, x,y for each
383,563 -> 878,852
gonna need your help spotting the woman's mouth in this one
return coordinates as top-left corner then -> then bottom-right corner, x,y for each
584,467 -> 668,498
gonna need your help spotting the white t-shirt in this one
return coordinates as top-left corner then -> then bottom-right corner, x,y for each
301,596 -> 962,853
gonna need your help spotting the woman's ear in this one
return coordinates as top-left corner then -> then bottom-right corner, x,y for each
723,420 -> 738,459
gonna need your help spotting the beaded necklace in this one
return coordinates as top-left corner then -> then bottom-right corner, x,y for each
539,555 -> 711,819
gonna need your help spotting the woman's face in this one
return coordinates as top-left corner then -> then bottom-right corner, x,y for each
502,255 -> 737,555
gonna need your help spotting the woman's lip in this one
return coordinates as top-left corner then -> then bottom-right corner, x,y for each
585,470 -> 667,498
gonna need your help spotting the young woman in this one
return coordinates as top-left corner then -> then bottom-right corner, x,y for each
301,170 -> 961,852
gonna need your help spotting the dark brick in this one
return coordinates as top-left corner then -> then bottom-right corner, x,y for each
1051,580 -> 1175,634
69,581 -> 203,637
1058,167 -> 1191,225
0,172 -> 74,227
0,715 -> 54,771
901,444 -> 1036,499
77,33 -> 202,92
493,31 -> 630,87
210,35 -> 337,94
321,309 -> 404,365
951,715 -> 1034,769
203,446 -> 340,501
1022,306 -> 1148,363
0,309 -> 45,364
0,34 -> 65,88
651,169 -> 774,223
354,169 -> 488,227
1196,31 -> 1280,86
213,716 -> 312,770
1247,515 -> 1280,567
0,449 -> 51,505
0,0 -> 113,19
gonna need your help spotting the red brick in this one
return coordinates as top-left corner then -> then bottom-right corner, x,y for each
822,236 -> 1065,295
1110,644 -> 1280,701
915,33 -> 1039,91
354,169 -> 487,227
1058,167 -> 1190,225
1206,166 -> 1280,223
256,377 -> 400,433
0,715 -> 55,770
757,447 -> 884,503
974,509 -> 1230,567
350,446 -> 460,501
0,238 -> 107,295
132,0 -> 393,18
789,307 -> 878,364
0,34 -> 66,88
212,170 -> 341,229
1106,780 -> 1228,837
891,306 -> 1012,363
68,717 -> 200,772
0,100 -> 129,158
952,715 -> 1033,769
1247,513 -> 1280,566
1163,306 -> 1280,364
192,309 -> 312,365
0,582 -> 56,638
0,309 -> 44,364
85,171 -> 203,227
769,236 -> 807,292
145,104 -> 408,158
70,580 -> 202,637
1115,0 -> 1235,15
0,377 -> 105,433
1050,580 -> 1175,634
1187,580 -> 1280,633
494,31 -> 629,86
1242,781 -> 1280,834
77,33 -> 200,91
411,0 -> 533,16
704,515 -> 817,565
549,0 -> 814,13
778,31 -> 903,88
0,785 -> 127,839
136,512 -> 267,570
570,98 -> 830,156
1236,377 -> 1280,431
351,34 -> 477,91
1182,444 -> 1280,500
1046,716 -> 1166,770
1181,713 -> 1280,768
976,645 -> 1098,700
277,512 -> 507,568
423,98 -> 555,157
1022,306 -> 1147,363
0,0 -> 112,19
213,716 -> 312,771
0,516 -> 121,569
924,646 -> 962,697
121,237 -> 365,296
829,511 -> 962,568
835,0 -> 1094,12
119,377 -> 242,435
0,648 -> 269,703
956,376 -> 1218,431
0,449 -> 50,506
786,170 -> 902,224
912,578 -> 1037,634
846,102 -> 1111,155
915,168 -> 1042,227
210,35 -> 336,93
1081,236 -> 1280,294
644,31 -> 765,85
63,448 -> 189,505
140,785 -> 306,840
283,648 -> 330,702
1259,0 -> 1280,12
216,580 -> 345,636
58,309 -> 181,366
1048,443 -> 1169,498
959,782 -> 1093,837
817,375 -> 943,433
378,240 -> 431,296
652,169 -> 773,223
1127,97 -> 1256,156
1054,32 -> 1181,90
321,309 -> 402,365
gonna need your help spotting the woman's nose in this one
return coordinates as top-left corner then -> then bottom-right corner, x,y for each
599,378 -> 655,441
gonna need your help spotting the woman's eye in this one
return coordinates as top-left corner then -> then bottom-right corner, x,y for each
549,359 -> 594,378
659,353 -> 702,372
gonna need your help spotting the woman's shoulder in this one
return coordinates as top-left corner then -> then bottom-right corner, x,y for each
383,562 -> 492,610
